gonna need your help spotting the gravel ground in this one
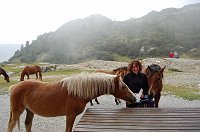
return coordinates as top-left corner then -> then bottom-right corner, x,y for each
1,94 -> 200,132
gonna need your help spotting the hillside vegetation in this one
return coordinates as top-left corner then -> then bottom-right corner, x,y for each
8,3 -> 200,64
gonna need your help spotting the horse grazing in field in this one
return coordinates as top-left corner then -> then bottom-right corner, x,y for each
8,72 -> 136,132
90,66 -> 128,105
0,67 -> 10,82
143,64 -> 165,107
20,65 -> 42,81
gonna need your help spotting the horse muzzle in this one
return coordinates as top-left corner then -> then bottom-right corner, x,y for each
127,96 -> 136,104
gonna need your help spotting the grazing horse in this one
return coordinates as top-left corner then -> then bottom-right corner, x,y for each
90,66 -> 128,105
143,64 -> 165,107
0,67 -> 10,82
8,72 -> 136,132
20,65 -> 42,81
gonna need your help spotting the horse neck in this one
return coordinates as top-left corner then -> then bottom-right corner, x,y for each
20,70 -> 26,79
0,69 -> 8,78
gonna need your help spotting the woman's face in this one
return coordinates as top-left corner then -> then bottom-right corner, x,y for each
132,63 -> 139,74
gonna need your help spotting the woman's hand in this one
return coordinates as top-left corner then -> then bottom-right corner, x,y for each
140,94 -> 144,99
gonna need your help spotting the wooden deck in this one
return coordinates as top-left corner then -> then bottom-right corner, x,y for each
74,107 -> 200,132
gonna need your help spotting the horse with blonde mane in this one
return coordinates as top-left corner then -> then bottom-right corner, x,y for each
20,65 -> 42,81
8,72 -> 136,132
91,66 -> 128,105
0,67 -> 10,82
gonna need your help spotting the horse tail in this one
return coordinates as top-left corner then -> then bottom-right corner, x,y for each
35,65 -> 42,81
8,104 -> 20,130
8,109 -> 12,125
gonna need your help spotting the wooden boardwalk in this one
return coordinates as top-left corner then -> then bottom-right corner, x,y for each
74,107 -> 200,132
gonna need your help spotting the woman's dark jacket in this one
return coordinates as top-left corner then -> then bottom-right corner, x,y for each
123,72 -> 149,95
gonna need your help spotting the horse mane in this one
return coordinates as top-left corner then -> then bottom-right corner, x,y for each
148,64 -> 161,72
60,72 -> 119,99
146,64 -> 164,79
113,66 -> 128,72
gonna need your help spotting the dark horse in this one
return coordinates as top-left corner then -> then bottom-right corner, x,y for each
90,66 -> 128,105
20,65 -> 42,81
144,64 -> 165,107
0,67 -> 10,82
8,72 -> 136,132
92,64 -> 165,107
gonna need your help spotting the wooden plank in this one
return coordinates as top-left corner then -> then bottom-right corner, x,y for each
74,108 -> 200,132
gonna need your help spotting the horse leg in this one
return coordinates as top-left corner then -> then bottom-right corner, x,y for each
90,100 -> 93,106
27,75 -> 30,80
7,109 -> 24,132
154,93 -> 161,108
66,114 -> 76,132
115,98 -> 119,105
39,72 -> 42,81
36,73 -> 38,80
95,98 -> 100,104
118,98 -> 121,103
25,108 -> 34,132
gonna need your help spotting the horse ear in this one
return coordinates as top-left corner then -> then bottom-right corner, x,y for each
148,66 -> 152,71
114,74 -> 121,82
160,66 -> 166,73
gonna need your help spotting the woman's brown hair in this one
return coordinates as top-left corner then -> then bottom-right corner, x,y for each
127,60 -> 142,73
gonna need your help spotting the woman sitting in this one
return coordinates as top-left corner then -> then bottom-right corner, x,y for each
123,60 -> 153,107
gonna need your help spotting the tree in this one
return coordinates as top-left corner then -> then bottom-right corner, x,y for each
20,44 -> 24,50
26,41 -> 30,47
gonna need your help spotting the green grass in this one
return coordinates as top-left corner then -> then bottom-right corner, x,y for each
0,65 -> 93,94
162,84 -> 200,100
0,80 -> 18,95
43,69 -> 82,76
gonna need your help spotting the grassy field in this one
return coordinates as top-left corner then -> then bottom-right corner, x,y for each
0,63 -> 200,101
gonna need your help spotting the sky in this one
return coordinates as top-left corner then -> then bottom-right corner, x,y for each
0,0 -> 200,44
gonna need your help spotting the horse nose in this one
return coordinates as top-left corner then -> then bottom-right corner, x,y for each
128,96 -> 136,103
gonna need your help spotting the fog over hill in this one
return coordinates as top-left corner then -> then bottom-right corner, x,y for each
0,44 -> 20,63
8,3 -> 200,64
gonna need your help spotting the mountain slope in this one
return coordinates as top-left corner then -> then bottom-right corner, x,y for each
9,4 -> 200,64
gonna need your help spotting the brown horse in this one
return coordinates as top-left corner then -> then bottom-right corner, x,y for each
20,65 -> 42,81
90,66 -> 128,105
143,64 -> 165,107
8,72 -> 136,132
0,67 -> 10,82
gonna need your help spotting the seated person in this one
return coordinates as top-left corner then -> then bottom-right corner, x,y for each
123,60 -> 153,107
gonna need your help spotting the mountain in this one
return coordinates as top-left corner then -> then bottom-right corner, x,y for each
9,4 -> 200,64
0,44 -> 20,63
